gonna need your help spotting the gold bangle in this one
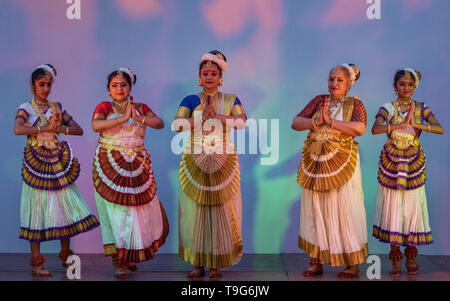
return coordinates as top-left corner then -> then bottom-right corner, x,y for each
387,123 -> 391,134
312,119 -> 318,129
65,126 -> 69,135
37,125 -> 41,134
141,117 -> 146,125
115,118 -> 120,127
427,124 -> 431,133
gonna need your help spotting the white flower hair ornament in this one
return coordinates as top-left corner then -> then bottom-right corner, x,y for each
201,53 -> 227,72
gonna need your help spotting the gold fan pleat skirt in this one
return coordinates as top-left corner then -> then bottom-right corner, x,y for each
180,135 -> 240,206
297,129 -> 358,192
178,135 -> 243,268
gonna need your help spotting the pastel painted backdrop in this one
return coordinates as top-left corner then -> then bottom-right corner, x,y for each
0,0 -> 449,255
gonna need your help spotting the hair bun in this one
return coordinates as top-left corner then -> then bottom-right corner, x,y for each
35,64 -> 57,81
348,64 -> 360,81
415,70 -> 422,81
209,50 -> 227,62
46,64 -> 57,76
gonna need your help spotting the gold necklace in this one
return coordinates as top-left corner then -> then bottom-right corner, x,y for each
394,99 -> 412,112
328,95 -> 345,119
202,90 -> 219,98
397,98 -> 412,106
330,100 -> 344,119
393,99 -> 413,124
34,98 -> 48,106
201,91 -> 220,112
112,100 -> 127,115
31,98 -> 49,126
330,95 -> 345,101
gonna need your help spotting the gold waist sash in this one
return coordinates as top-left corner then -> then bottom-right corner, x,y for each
387,131 -> 419,149
98,141 -> 146,156
27,135 -> 60,150
297,128 -> 358,192
185,133 -> 235,155
189,131 -> 232,143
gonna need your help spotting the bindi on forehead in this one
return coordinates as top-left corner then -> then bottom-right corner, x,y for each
398,77 -> 414,84
330,74 -> 345,79
201,65 -> 219,72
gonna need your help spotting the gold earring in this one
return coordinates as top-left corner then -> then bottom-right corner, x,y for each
198,78 -> 202,87
345,85 -> 350,96
219,78 -> 223,86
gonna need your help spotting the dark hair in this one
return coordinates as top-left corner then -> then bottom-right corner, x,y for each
393,69 -> 421,87
107,70 -> 137,90
30,64 -> 56,85
198,50 -> 227,76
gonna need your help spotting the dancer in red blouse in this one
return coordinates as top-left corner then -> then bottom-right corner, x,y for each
92,68 -> 169,279
292,64 -> 368,278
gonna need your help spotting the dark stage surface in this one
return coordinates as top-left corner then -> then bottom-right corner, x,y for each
0,254 -> 448,281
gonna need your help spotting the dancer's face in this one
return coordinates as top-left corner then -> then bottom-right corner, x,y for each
395,76 -> 416,99
109,76 -> 130,102
328,69 -> 349,98
32,77 -> 52,100
200,63 -> 221,92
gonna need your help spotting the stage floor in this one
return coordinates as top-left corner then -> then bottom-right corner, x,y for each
0,253 -> 448,281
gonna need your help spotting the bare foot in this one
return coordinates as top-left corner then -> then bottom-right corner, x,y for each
209,268 -> 222,279
31,266 -> 53,277
302,264 -> 323,277
337,265 -> 359,279
114,267 -> 128,280
187,267 -> 205,278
